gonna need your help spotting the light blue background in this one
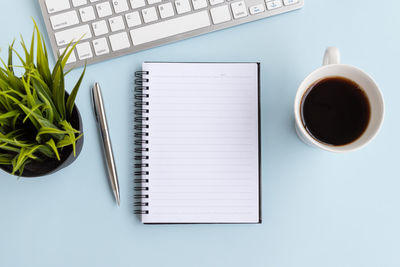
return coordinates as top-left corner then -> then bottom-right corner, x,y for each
0,0 -> 399,266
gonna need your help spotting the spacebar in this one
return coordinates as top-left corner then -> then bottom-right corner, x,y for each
130,11 -> 211,46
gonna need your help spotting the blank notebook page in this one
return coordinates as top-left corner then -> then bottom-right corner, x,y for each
141,62 -> 260,223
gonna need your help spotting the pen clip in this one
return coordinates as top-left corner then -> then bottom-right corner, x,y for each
91,84 -> 99,122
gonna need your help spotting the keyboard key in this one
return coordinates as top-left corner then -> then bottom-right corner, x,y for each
130,11 -> 210,45
45,0 -> 70,14
209,0 -> 224,6
96,2 -> 113,17
92,20 -> 109,36
266,0 -> 282,10
192,0 -> 208,10
90,0 -> 101,2
112,0 -> 129,13
76,42 -> 93,60
126,12 -> 142,27
147,0 -> 162,4
175,0 -> 191,14
109,32 -> 131,51
55,25 -> 92,46
93,38 -> 110,55
249,4 -> 265,14
231,1 -> 247,19
72,0 -> 88,7
283,0 -> 298,5
158,3 -> 175,19
109,16 -> 125,32
50,11 -> 79,30
59,47 -> 76,64
79,6 -> 96,22
210,5 -> 231,24
142,7 -> 158,23
130,0 -> 146,9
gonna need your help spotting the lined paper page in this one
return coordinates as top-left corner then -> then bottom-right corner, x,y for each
142,63 -> 260,223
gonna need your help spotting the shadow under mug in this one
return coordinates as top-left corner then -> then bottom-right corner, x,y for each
294,47 -> 385,152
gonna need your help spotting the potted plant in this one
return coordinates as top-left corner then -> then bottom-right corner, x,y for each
0,22 -> 85,177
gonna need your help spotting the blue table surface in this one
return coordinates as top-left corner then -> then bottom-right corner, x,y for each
1,1 -> 400,266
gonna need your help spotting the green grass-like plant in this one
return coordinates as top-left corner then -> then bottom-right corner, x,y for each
0,21 -> 85,175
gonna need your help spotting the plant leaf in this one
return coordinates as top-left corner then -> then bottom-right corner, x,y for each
21,103 -> 43,123
36,127 -> 67,142
61,39 -> 82,69
37,91 -> 54,123
21,75 -> 36,108
18,103 -> 55,130
51,63 -> 66,119
8,40 -> 15,73
0,110 -> 19,121
36,144 -> 54,158
0,144 -> 21,153
46,138 -> 60,160
0,154 -> 13,165
33,19 -> 52,86
66,65 -> 85,118
12,147 -> 40,175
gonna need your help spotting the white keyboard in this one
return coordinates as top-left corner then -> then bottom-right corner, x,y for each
39,0 -> 303,69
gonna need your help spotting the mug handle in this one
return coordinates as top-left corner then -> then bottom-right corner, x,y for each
323,47 -> 341,66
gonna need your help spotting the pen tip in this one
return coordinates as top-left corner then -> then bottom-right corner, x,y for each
113,189 -> 120,207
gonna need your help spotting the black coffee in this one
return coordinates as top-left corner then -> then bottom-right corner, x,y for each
301,77 -> 371,146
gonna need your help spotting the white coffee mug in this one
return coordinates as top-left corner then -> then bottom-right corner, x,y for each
294,47 -> 385,152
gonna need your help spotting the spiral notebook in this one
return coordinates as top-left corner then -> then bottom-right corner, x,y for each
134,62 -> 261,224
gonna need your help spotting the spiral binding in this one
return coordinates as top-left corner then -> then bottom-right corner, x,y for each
134,71 -> 150,215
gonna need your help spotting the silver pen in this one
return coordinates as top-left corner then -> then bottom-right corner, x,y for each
91,83 -> 120,206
